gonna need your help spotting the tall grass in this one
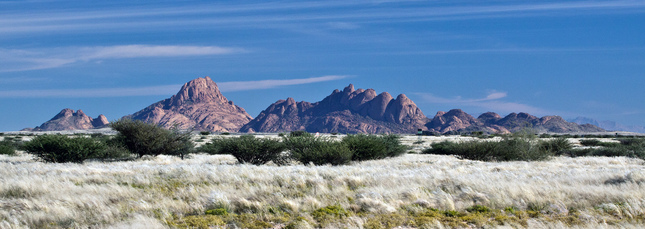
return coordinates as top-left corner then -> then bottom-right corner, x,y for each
0,153 -> 643,228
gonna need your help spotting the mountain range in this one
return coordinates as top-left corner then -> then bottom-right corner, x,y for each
570,117 -> 645,133
28,76 -> 610,134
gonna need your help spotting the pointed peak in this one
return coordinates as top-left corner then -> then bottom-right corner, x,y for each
435,111 -> 447,117
343,84 -> 355,93
169,76 -> 226,106
75,109 -> 86,116
286,97 -> 296,104
52,108 -> 74,119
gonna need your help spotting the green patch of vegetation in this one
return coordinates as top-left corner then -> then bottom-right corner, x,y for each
564,137 -> 645,159
423,131 -> 571,161
204,135 -> 287,165
312,205 -> 350,227
205,208 -> 228,216
343,134 -> 407,161
199,131 -> 210,136
22,135 -> 106,163
0,140 -> 17,156
284,134 -> 353,165
110,119 -> 193,159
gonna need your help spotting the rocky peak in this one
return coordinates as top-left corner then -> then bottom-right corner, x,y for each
34,108 -> 109,131
128,76 -> 252,132
343,84 -> 355,93
168,76 -> 227,107
53,108 -> 75,119
92,114 -> 109,128
478,112 -> 502,124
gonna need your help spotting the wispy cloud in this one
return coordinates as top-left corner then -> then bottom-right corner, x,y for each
0,75 -> 349,98
2,1 -> 644,34
415,91 -> 551,116
0,45 -> 245,72
218,75 -> 350,92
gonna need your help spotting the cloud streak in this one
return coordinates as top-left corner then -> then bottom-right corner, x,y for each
415,91 -> 551,116
0,45 -> 245,72
2,1 -> 644,34
0,75 -> 349,98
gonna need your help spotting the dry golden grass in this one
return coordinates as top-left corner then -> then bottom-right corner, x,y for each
0,135 -> 644,228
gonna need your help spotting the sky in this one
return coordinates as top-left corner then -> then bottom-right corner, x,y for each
0,0 -> 644,131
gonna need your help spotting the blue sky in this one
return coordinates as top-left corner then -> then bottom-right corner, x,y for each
1,0 -> 644,131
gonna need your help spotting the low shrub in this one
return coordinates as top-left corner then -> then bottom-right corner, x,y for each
539,138 -> 573,155
200,131 -> 211,136
0,140 -> 16,156
424,136 -> 553,162
284,134 -> 352,165
342,134 -> 407,161
22,135 -> 105,163
207,135 -> 287,165
109,119 -> 193,159
579,139 -> 620,147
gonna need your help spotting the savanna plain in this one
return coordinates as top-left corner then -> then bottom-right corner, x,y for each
1,132 -> 644,229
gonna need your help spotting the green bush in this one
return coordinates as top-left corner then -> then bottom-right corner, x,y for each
206,135 -> 286,165
539,138 -> 573,155
289,130 -> 311,137
342,134 -> 407,161
284,135 -> 352,165
424,135 -> 554,162
22,135 -> 105,163
109,119 -> 193,159
200,131 -> 211,136
0,140 -> 16,156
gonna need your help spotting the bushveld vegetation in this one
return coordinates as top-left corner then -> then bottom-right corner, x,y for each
1,129 -> 644,228
422,131 -> 573,161
565,137 -> 645,160
200,131 -> 409,165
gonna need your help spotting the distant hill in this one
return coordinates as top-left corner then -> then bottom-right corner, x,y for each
426,109 -> 605,134
29,109 -> 108,131
570,117 -> 645,133
126,76 -> 252,132
240,84 -> 430,134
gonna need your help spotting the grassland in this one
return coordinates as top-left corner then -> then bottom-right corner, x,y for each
0,134 -> 644,228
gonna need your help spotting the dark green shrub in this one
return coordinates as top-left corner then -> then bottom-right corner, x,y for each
289,130 -> 311,137
618,138 -> 645,146
343,134 -> 388,161
207,135 -> 286,165
200,131 -> 211,136
0,140 -> 16,156
342,134 -> 407,161
579,139 -> 601,146
109,119 -> 193,159
539,138 -> 572,155
283,135 -> 352,165
22,135 -> 105,163
424,135 -> 553,162
564,144 -> 645,159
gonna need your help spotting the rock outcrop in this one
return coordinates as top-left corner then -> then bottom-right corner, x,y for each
33,109 -> 109,131
126,76 -> 252,132
240,84 -> 429,134
425,110 -> 605,134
